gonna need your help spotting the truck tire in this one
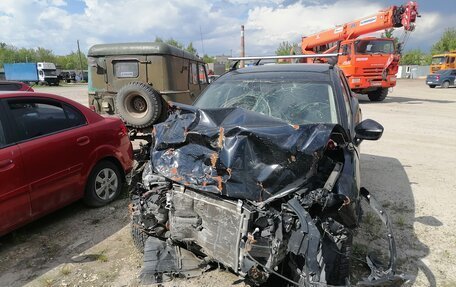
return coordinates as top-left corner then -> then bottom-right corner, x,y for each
429,85 -> 436,88
442,81 -> 450,89
367,88 -> 388,102
115,82 -> 163,128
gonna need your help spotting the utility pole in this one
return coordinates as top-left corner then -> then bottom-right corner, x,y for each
77,40 -> 84,79
200,26 -> 205,55
240,25 -> 245,68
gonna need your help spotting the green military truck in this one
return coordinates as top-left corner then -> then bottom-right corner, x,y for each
87,42 -> 208,128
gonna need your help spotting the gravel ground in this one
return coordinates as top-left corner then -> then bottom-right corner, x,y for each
0,80 -> 455,287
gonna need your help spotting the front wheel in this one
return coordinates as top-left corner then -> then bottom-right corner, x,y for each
442,81 -> 450,89
367,88 -> 388,102
84,160 -> 123,207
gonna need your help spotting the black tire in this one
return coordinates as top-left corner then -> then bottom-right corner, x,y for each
84,160 -> 124,207
442,81 -> 450,89
115,82 -> 163,128
131,223 -> 150,253
367,88 -> 388,102
429,85 -> 436,88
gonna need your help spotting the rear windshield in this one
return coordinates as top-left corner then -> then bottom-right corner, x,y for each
194,72 -> 338,125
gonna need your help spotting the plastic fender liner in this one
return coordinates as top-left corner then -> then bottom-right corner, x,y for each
358,187 -> 410,286
287,197 -> 321,281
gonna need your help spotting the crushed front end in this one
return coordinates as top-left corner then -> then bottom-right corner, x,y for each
130,105 -> 406,286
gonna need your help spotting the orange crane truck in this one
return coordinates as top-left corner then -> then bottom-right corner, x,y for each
301,1 -> 419,101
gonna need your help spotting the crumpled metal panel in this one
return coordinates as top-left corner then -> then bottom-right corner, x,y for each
151,104 -> 343,202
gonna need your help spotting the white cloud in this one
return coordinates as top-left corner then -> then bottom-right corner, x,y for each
0,0 -> 444,56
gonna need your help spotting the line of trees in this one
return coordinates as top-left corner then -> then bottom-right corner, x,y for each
154,37 -> 215,63
399,28 -> 455,65
0,43 -> 88,70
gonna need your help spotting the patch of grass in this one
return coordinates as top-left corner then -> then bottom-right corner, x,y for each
39,277 -> 54,287
352,242 -> 368,259
363,212 -> 376,226
60,264 -> 72,276
396,215 -> 406,228
95,250 -> 108,262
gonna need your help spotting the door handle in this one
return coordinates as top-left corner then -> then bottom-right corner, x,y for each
76,136 -> 90,146
0,159 -> 14,172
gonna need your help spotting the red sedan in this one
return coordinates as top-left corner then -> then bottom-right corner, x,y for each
0,92 -> 133,236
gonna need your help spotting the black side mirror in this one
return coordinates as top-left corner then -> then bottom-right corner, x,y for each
354,119 -> 383,145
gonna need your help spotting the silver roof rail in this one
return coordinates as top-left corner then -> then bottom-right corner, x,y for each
229,53 -> 340,70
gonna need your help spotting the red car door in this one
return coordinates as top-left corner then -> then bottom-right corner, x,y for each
6,97 -> 92,217
0,102 -> 30,235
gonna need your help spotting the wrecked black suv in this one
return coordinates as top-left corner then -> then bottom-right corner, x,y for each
130,58 -> 405,286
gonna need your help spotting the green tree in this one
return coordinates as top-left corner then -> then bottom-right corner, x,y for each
35,47 -> 56,62
400,49 -> 430,65
275,41 -> 299,56
202,54 -> 215,63
0,43 -> 87,69
431,28 -> 456,55
186,42 -> 197,55
380,28 -> 394,39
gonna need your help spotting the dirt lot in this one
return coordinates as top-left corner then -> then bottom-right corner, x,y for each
1,80 -> 455,287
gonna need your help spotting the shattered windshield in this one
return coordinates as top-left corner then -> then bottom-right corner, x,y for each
355,40 -> 394,54
194,72 -> 338,125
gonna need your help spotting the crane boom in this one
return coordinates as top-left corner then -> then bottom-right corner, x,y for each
302,1 -> 418,50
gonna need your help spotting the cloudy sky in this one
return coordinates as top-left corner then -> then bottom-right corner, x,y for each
0,0 -> 454,56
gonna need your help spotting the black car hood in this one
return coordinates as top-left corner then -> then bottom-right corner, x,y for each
151,104 -> 346,202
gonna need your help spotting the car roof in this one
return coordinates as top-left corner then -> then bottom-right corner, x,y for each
88,42 -> 203,62
234,63 -> 332,74
0,91 -> 103,122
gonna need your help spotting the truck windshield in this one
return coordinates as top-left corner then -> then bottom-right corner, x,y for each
43,69 -> 57,76
431,57 -> 446,65
355,40 -> 394,54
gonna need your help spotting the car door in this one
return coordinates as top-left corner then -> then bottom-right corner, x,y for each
0,100 -> 30,235
5,97 -> 92,217
451,70 -> 456,85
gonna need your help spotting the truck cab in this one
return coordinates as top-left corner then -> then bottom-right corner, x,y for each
337,37 -> 398,101
430,51 -> 456,73
37,62 -> 59,86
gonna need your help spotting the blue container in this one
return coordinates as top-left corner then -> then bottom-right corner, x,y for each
4,63 -> 39,82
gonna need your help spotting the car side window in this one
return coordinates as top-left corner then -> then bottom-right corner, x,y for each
338,72 -> 353,127
63,104 -> 87,127
199,64 -> 208,84
7,99 -> 85,142
0,119 -> 6,148
190,62 -> 198,84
